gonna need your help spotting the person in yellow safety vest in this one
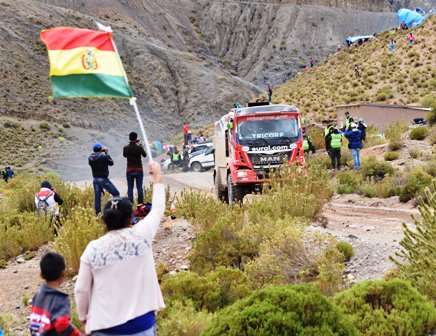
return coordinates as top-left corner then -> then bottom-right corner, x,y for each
343,111 -> 354,131
171,147 -> 182,168
330,128 -> 342,170
302,127 -> 315,156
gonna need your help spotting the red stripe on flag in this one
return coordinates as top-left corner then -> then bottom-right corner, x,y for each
40,28 -> 115,51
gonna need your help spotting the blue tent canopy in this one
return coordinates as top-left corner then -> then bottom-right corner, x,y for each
397,8 -> 425,28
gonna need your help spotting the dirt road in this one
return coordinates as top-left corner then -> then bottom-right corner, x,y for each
310,194 -> 418,281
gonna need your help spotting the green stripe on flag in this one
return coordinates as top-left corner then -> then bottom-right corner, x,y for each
51,74 -> 132,98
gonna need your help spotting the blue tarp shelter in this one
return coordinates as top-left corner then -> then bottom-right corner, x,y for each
397,8 -> 425,28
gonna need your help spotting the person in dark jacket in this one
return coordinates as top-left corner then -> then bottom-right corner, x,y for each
123,132 -> 147,205
29,252 -> 80,336
357,118 -> 367,142
344,122 -> 363,170
89,143 -> 120,215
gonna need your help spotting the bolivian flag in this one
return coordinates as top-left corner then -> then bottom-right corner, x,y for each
40,28 -> 132,98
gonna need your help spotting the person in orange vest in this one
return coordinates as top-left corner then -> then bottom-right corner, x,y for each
34,180 -> 64,224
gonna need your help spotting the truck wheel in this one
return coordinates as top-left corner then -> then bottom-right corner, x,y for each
227,174 -> 244,204
191,162 -> 203,172
215,173 -> 228,203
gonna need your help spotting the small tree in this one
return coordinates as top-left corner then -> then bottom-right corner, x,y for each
392,180 -> 436,301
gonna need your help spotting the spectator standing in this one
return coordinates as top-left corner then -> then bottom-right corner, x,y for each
329,128 -> 342,170
408,32 -> 414,46
323,119 -> 334,161
343,111 -> 354,131
302,127 -> 315,157
183,122 -> 189,146
171,147 -> 182,168
389,39 -> 395,54
268,85 -> 273,103
75,162 -> 165,336
344,122 -> 363,170
309,57 -> 314,68
89,143 -> 120,215
123,132 -> 147,205
357,118 -> 368,142
354,64 -> 361,77
29,252 -> 80,336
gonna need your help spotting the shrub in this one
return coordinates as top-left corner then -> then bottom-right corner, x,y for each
316,247 -> 345,296
423,159 -> 436,177
39,120 -> 50,130
388,140 -> 403,151
360,155 -> 394,180
157,300 -> 212,336
393,181 -> 436,301
245,223 -> 322,289
53,206 -> 105,274
409,147 -> 421,158
399,168 -> 433,202
358,176 -> 401,198
421,94 -> 436,125
336,171 -> 363,194
384,151 -> 400,161
375,86 -> 394,102
385,121 -> 408,142
161,267 -> 251,312
203,284 -> 358,336
410,126 -> 429,140
334,279 -> 436,335
336,241 -> 354,261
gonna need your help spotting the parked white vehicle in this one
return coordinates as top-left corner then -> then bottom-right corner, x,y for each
189,146 -> 215,172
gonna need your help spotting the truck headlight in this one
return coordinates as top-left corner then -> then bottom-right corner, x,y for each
237,171 -> 248,177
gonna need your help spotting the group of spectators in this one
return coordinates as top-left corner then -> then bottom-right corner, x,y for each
322,111 -> 367,170
30,133 -> 165,336
1,166 -> 14,183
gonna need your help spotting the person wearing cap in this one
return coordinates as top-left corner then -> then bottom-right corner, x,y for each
344,122 -> 363,170
75,162 -> 165,336
357,118 -> 367,142
323,119 -> 334,159
34,180 -> 64,223
123,132 -> 147,205
89,143 -> 120,215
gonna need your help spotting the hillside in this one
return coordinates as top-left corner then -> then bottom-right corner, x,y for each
272,15 -> 435,121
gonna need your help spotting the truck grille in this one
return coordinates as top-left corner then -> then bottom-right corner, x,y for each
248,152 -> 291,165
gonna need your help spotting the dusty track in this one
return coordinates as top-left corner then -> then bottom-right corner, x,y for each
311,194 -> 418,281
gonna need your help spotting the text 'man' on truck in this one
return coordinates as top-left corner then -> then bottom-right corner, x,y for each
214,104 -> 304,204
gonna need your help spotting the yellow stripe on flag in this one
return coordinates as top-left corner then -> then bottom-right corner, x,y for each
48,47 -> 125,77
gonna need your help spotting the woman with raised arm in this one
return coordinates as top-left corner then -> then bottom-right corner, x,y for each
75,162 -> 165,336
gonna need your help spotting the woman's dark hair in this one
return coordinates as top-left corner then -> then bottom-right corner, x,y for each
102,197 -> 133,230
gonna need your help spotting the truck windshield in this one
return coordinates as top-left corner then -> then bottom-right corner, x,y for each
237,118 -> 300,145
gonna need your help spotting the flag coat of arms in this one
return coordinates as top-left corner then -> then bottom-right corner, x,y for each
40,28 -> 132,98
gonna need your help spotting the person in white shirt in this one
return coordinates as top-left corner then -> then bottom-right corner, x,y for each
34,180 -> 63,223
74,162 -> 165,336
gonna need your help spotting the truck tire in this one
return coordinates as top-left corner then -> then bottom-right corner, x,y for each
191,162 -> 203,172
227,174 -> 244,204
215,173 -> 228,203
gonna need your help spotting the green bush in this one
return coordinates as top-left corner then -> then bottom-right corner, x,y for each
393,181 -> 436,301
358,176 -> 401,198
421,94 -> 436,125
161,267 -> 251,312
203,284 -> 358,336
384,151 -> 400,161
334,279 -> 436,335
157,300 -> 212,336
360,155 -> 394,180
336,171 -> 363,194
410,126 -> 429,140
336,241 -> 354,261
39,120 -> 50,130
388,140 -> 403,151
399,168 -> 433,203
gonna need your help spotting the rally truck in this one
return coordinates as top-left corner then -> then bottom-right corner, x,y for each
213,103 -> 304,204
